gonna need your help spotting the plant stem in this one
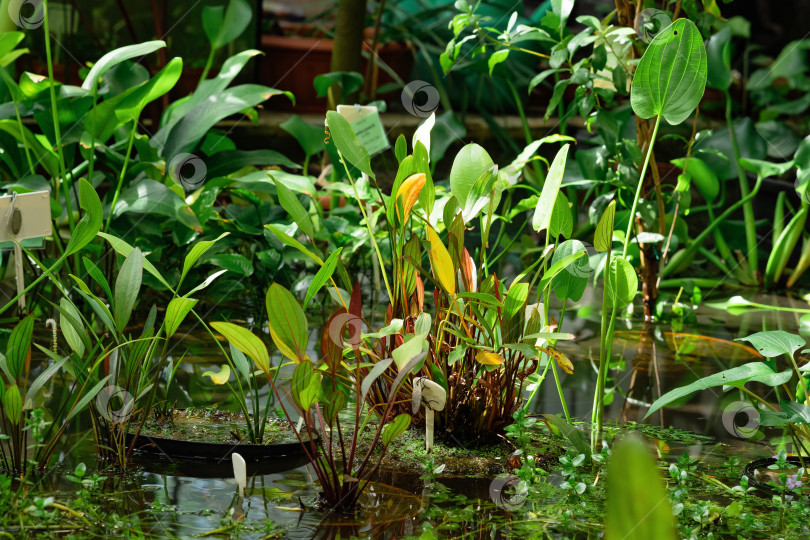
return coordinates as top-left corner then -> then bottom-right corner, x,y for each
623,115 -> 661,258
104,121 -> 138,233
42,1 -> 74,234
725,88 -> 758,281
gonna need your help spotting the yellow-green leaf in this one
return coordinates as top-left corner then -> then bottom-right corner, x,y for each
266,284 -> 309,362
395,172 -> 426,223
476,351 -> 505,366
202,364 -> 231,385
210,321 -> 271,375
546,347 -> 574,374
427,228 -> 455,294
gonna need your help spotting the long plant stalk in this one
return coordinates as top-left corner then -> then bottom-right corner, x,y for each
42,1 -> 74,232
104,121 -> 138,233
725,88 -> 758,281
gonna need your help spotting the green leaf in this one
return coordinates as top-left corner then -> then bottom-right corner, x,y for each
488,49 -> 509,75
594,200 -> 616,252
6,314 -> 34,380
606,256 -> 638,308
532,144 -> 570,232
82,257 -> 113,302
112,179 -> 201,231
392,336 -> 427,372
210,321 -> 271,375
548,191 -> 572,238
0,120 -> 59,177
323,390 -> 346,426
114,57 -> 183,123
206,149 -> 300,177
113,248 -> 143,332
156,50 -> 265,144
207,254 -> 253,276
325,110 -> 375,179
264,225 -> 323,265
739,158 -> 794,179
541,414 -> 590,461
274,178 -> 315,238
280,115 -> 325,158
760,400 -> 810,427
503,282 -> 529,320
26,357 -> 67,405
706,26 -> 731,90
765,205 -> 807,287
313,71 -> 364,98
165,297 -> 198,339
97,232 -> 171,290
82,41 -> 166,93
394,134 -> 407,162
229,345 -> 251,380
606,436 -> 676,540
304,248 -> 343,308
266,284 -> 309,363
736,331 -> 805,359
361,358 -> 394,402
3,384 -> 22,424
202,0 -> 252,50
630,19 -> 707,125
180,233 -> 230,290
163,85 -> 289,162
670,156 -> 719,203
537,250 -> 587,295
65,179 -> 102,257
449,143 -> 494,213
58,299 -> 88,357
551,240 -> 589,302
644,362 -> 793,419
66,375 -> 113,422
381,413 -> 411,447
291,361 -> 319,410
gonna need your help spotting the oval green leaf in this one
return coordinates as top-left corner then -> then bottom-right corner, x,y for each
630,18 -> 707,125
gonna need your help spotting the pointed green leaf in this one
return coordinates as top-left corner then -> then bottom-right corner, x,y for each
113,248 -> 143,332
65,179 -> 103,257
325,110 -> 375,179
533,144 -> 570,232
266,284 -> 309,363
82,41 -> 166,93
645,362 -> 792,419
3,384 -> 22,424
6,314 -> 33,380
165,297 -> 198,339
736,331 -> 805,359
274,178 -> 315,238
210,321 -> 271,375
381,413 -> 411,447
304,248 -> 343,308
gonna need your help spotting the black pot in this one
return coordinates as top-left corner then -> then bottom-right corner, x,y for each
743,456 -> 807,497
126,431 -> 312,462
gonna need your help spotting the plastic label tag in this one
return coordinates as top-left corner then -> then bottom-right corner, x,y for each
336,104 -> 390,157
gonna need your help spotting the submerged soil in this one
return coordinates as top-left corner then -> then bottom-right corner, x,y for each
139,408 -> 301,445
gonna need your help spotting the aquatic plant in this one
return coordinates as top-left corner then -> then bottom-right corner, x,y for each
593,16 -> 707,450
213,282 -> 417,510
